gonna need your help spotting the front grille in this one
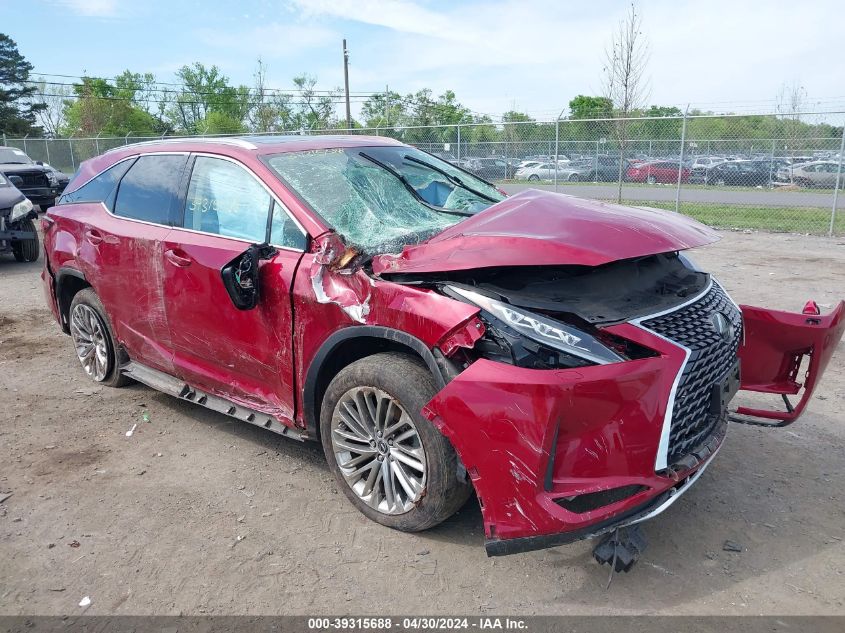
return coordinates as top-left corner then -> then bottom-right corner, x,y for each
641,282 -> 742,466
14,171 -> 48,188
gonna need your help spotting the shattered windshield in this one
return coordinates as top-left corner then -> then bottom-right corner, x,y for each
266,146 -> 505,254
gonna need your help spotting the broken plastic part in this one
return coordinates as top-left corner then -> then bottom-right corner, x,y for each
592,525 -> 648,573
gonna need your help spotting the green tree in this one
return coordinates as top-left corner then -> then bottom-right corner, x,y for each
638,105 -> 683,140
0,34 -> 45,135
168,63 -> 250,134
62,75 -> 160,136
568,95 -> 613,120
360,90 -> 407,129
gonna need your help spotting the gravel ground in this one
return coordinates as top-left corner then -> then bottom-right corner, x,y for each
1,230 -> 844,616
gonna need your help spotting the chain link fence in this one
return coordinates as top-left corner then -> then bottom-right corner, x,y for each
4,111 -> 844,235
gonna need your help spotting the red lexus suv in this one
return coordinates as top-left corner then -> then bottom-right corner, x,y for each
41,136 -> 843,562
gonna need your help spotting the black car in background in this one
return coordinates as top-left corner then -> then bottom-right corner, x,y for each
0,171 -> 40,262
0,146 -> 61,210
689,160 -> 773,187
591,155 -> 628,181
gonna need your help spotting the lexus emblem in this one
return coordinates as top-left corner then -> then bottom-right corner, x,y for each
711,312 -> 733,341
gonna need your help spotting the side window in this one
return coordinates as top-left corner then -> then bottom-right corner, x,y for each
183,156 -> 271,242
269,201 -> 308,250
58,159 -> 135,208
114,155 -> 187,224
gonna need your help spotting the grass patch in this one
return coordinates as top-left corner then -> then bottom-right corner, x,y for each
629,201 -> 844,235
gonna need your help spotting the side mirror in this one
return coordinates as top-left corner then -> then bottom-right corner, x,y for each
221,243 -> 277,310
8,175 -> 23,187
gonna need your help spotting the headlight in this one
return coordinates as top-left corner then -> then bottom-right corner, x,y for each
46,172 -> 58,185
9,198 -> 33,223
445,285 -> 624,365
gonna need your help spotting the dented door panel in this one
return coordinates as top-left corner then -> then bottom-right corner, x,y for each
163,230 -> 302,424
735,301 -> 845,424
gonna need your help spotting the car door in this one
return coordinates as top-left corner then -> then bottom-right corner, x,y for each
86,153 -> 189,374
162,154 -> 307,424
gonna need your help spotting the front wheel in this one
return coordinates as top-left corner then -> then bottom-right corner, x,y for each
646,175 -> 656,184
568,173 -> 580,182
68,288 -> 132,387
320,353 -> 472,532
11,219 -> 39,262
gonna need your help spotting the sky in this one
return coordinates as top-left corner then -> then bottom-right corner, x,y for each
2,0 -> 844,121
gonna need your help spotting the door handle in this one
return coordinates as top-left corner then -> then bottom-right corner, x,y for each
85,229 -> 103,245
164,249 -> 192,267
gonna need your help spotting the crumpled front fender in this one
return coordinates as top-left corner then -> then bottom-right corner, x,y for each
735,301 -> 845,424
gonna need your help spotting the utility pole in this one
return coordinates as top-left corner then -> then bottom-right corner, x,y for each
343,39 -> 352,130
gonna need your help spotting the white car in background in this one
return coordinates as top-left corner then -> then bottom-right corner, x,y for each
515,160 -> 570,181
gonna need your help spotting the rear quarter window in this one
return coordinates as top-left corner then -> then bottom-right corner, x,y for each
58,158 -> 135,209
114,155 -> 188,225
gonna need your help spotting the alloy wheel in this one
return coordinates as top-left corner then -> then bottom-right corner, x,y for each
330,386 -> 427,515
70,304 -> 110,381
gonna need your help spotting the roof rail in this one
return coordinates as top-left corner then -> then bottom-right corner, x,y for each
105,137 -> 258,153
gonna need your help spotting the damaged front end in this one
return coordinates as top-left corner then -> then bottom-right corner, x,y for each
383,251 -> 843,557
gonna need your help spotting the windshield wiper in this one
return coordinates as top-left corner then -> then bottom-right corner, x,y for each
403,154 -> 499,203
357,151 -> 471,217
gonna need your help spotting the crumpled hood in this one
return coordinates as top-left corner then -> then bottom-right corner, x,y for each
372,189 -> 719,275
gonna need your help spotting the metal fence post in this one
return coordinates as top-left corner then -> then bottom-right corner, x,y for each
45,139 -> 51,164
553,118 -> 560,192
23,134 -> 28,154
595,139 -> 599,183
675,110 -> 689,214
95,133 -> 100,155
69,137 -> 75,172
2,133 -> 6,145
769,138 -> 776,186
456,125 -> 461,161
125,131 -> 132,146
829,120 -> 845,236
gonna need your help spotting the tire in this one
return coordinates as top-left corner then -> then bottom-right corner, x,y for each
68,288 -> 132,387
320,352 -> 472,532
715,178 -> 726,186
568,173 -> 580,182
11,219 -> 39,262
646,175 -> 656,184
528,174 -> 540,181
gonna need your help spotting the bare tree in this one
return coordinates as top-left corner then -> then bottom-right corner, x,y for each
248,58 -> 278,133
777,80 -> 807,162
602,3 -> 650,202
31,78 -> 71,137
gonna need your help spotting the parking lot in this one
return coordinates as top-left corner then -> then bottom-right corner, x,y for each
1,230 -> 844,616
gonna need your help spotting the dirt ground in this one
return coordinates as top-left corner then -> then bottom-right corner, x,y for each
1,230 -> 844,616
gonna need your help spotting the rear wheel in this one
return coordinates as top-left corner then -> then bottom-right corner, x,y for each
68,288 -> 131,387
528,174 -> 540,181
568,173 -> 580,182
646,175 -> 657,184
11,219 -> 39,262
320,352 -> 472,532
